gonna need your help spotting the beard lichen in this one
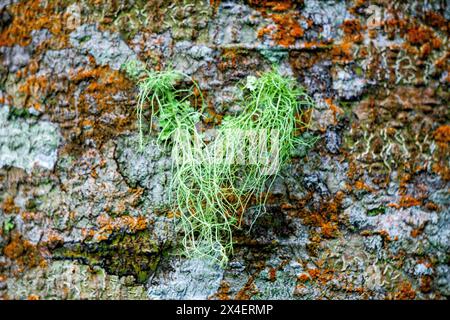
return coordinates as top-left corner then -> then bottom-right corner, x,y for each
124,60 -> 316,265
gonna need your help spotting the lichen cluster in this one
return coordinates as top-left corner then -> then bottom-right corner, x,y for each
125,62 -> 315,264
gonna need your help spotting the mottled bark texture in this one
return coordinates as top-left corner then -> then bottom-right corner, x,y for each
0,0 -> 449,300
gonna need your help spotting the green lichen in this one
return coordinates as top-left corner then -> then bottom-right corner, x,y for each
3,217 -> 15,235
367,207 -> 386,217
124,62 -> 316,265
259,48 -> 289,64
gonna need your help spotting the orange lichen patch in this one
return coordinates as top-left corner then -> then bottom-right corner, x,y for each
406,25 -> 437,46
1,196 -> 19,214
15,59 -> 40,80
391,282 -> 416,300
354,180 -> 374,192
419,275 -> 432,293
432,163 -> 450,182
363,229 -> 395,242
419,42 -> 432,57
388,195 -> 422,209
250,0 -> 304,48
94,214 -> 148,241
257,12 -> 304,47
368,28 -> 377,39
69,67 -> 106,82
81,228 -> 96,240
0,0 -> 70,47
3,238 -> 23,260
371,229 -> 398,242
398,172 -> 412,196
271,2 -> 291,11
384,18 -> 409,38
307,268 -> 320,278
218,48 -> 240,71
293,192 -> 343,241
404,24 -> 442,59
324,98 -> 344,124
212,280 -> 231,300
210,0 -> 221,10
235,275 -> 259,300
423,11 -> 449,32
424,201 -> 439,211
331,41 -> 354,63
434,125 -> 450,145
0,95 -> 10,105
18,63 -> 136,155
320,222 -> 338,239
46,232 -> 64,248
346,161 -> 359,181
85,71 -> 131,97
18,76 -> 51,99
3,233 -> 45,270
431,125 -> 450,181
268,267 -> 277,282
342,19 -> 364,43
257,25 -> 275,39
301,41 -> 331,50
165,210 -> 179,219
410,224 -> 425,238
430,37 -> 442,50
297,273 -> 310,283
307,268 -> 333,285
27,295 -> 40,300
75,67 -> 132,98
382,16 -> 445,58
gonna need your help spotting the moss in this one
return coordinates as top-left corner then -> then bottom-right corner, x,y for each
2,217 -> 15,235
354,66 -> 363,77
52,231 -> 162,284
7,106 -> 34,119
367,207 -> 386,217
